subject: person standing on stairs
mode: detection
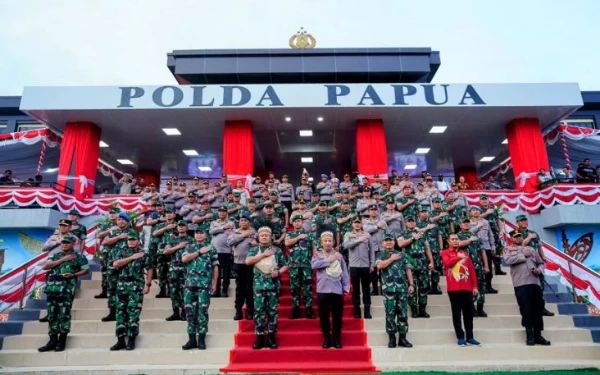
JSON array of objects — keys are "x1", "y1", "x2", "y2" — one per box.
[
  {"x1": 416, "y1": 207, "x2": 443, "y2": 295},
  {"x1": 343, "y1": 217, "x2": 374, "y2": 319},
  {"x1": 110, "y1": 231, "x2": 153, "y2": 351},
  {"x1": 228, "y1": 214, "x2": 257, "y2": 321},
  {"x1": 397, "y1": 216, "x2": 434, "y2": 318},
  {"x1": 181, "y1": 228, "x2": 219, "y2": 350},
  {"x1": 503, "y1": 230, "x2": 551, "y2": 346},
  {"x1": 162, "y1": 220, "x2": 194, "y2": 321},
  {"x1": 38, "y1": 237, "x2": 89, "y2": 352},
  {"x1": 245, "y1": 226, "x2": 289, "y2": 349},
  {"x1": 457, "y1": 217, "x2": 489, "y2": 318},
  {"x1": 468, "y1": 206, "x2": 497, "y2": 294},
  {"x1": 376, "y1": 233, "x2": 415, "y2": 348},
  {"x1": 312, "y1": 231, "x2": 350, "y2": 349},
  {"x1": 479, "y1": 194, "x2": 507, "y2": 277},
  {"x1": 210, "y1": 205, "x2": 235, "y2": 297},
  {"x1": 441, "y1": 234, "x2": 481, "y2": 347},
  {"x1": 285, "y1": 216, "x2": 316, "y2": 319},
  {"x1": 152, "y1": 205, "x2": 177, "y2": 299},
  {"x1": 362, "y1": 204, "x2": 387, "y2": 296},
  {"x1": 94, "y1": 207, "x2": 120, "y2": 300}
]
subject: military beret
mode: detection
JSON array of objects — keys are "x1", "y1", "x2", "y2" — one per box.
[
  {"x1": 118, "y1": 213, "x2": 131, "y2": 222},
  {"x1": 164, "y1": 207, "x2": 174, "y2": 213},
  {"x1": 468, "y1": 205, "x2": 482, "y2": 212},
  {"x1": 240, "y1": 214, "x2": 252, "y2": 221},
  {"x1": 127, "y1": 231, "x2": 140, "y2": 240},
  {"x1": 432, "y1": 197, "x2": 442, "y2": 203},
  {"x1": 292, "y1": 216, "x2": 303, "y2": 222},
  {"x1": 516, "y1": 215, "x2": 527, "y2": 221},
  {"x1": 108, "y1": 207, "x2": 121, "y2": 214},
  {"x1": 386, "y1": 198, "x2": 395, "y2": 203},
  {"x1": 68, "y1": 209, "x2": 81, "y2": 216},
  {"x1": 177, "y1": 220, "x2": 187, "y2": 226},
  {"x1": 405, "y1": 216, "x2": 415, "y2": 221},
  {"x1": 264, "y1": 202, "x2": 274, "y2": 208},
  {"x1": 382, "y1": 233, "x2": 394, "y2": 241},
  {"x1": 461, "y1": 217, "x2": 471, "y2": 223},
  {"x1": 58, "y1": 219, "x2": 72, "y2": 226},
  {"x1": 269, "y1": 190, "x2": 278, "y2": 196},
  {"x1": 509, "y1": 230, "x2": 523, "y2": 238},
  {"x1": 248, "y1": 198, "x2": 256, "y2": 203},
  {"x1": 218, "y1": 205, "x2": 228, "y2": 212},
  {"x1": 233, "y1": 192, "x2": 241, "y2": 197},
  {"x1": 61, "y1": 237, "x2": 74, "y2": 244},
  {"x1": 480, "y1": 194, "x2": 489, "y2": 200},
  {"x1": 318, "y1": 201, "x2": 327, "y2": 206}
]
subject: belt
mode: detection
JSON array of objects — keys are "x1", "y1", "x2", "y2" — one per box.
[
  {"x1": 172, "y1": 261, "x2": 184, "y2": 267},
  {"x1": 47, "y1": 274, "x2": 64, "y2": 282}
]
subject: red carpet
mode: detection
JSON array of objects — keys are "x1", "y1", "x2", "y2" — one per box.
[{"x1": 221, "y1": 274, "x2": 379, "y2": 374}]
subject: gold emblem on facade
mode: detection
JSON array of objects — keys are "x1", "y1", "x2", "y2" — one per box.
[{"x1": 289, "y1": 27, "x2": 316, "y2": 49}]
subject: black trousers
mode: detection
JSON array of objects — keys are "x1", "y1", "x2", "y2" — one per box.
[
  {"x1": 216, "y1": 253, "x2": 233, "y2": 295},
  {"x1": 350, "y1": 267, "x2": 371, "y2": 307},
  {"x1": 448, "y1": 290, "x2": 474, "y2": 340},
  {"x1": 234, "y1": 263, "x2": 254, "y2": 312},
  {"x1": 514, "y1": 284, "x2": 545, "y2": 333},
  {"x1": 281, "y1": 200, "x2": 292, "y2": 213},
  {"x1": 484, "y1": 249, "x2": 494, "y2": 288},
  {"x1": 318, "y1": 292, "x2": 344, "y2": 336}
]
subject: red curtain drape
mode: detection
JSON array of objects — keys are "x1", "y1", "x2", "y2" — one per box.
[
  {"x1": 223, "y1": 120, "x2": 254, "y2": 186},
  {"x1": 356, "y1": 119, "x2": 388, "y2": 177},
  {"x1": 136, "y1": 169, "x2": 160, "y2": 186},
  {"x1": 506, "y1": 118, "x2": 549, "y2": 193},
  {"x1": 57, "y1": 122, "x2": 101, "y2": 199},
  {"x1": 454, "y1": 167, "x2": 477, "y2": 188}
]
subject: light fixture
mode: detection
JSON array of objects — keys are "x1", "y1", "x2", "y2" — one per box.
[
  {"x1": 317, "y1": 116, "x2": 324, "y2": 122},
  {"x1": 183, "y1": 150, "x2": 199, "y2": 156},
  {"x1": 415, "y1": 148, "x2": 430, "y2": 154},
  {"x1": 404, "y1": 164, "x2": 417, "y2": 170},
  {"x1": 301, "y1": 157, "x2": 313, "y2": 163},
  {"x1": 99, "y1": 141, "x2": 109, "y2": 148},
  {"x1": 162, "y1": 128, "x2": 181, "y2": 136},
  {"x1": 285, "y1": 117, "x2": 292, "y2": 122},
  {"x1": 117, "y1": 159, "x2": 134, "y2": 165},
  {"x1": 299, "y1": 130, "x2": 313, "y2": 137},
  {"x1": 502, "y1": 139, "x2": 508, "y2": 144},
  {"x1": 429, "y1": 126, "x2": 447, "y2": 134},
  {"x1": 480, "y1": 156, "x2": 495, "y2": 162},
  {"x1": 198, "y1": 166, "x2": 212, "y2": 172},
  {"x1": 45, "y1": 167, "x2": 59, "y2": 173}
]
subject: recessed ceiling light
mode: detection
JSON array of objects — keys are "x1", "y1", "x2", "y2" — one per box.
[
  {"x1": 162, "y1": 128, "x2": 181, "y2": 136},
  {"x1": 404, "y1": 164, "x2": 417, "y2": 170},
  {"x1": 99, "y1": 141, "x2": 109, "y2": 148},
  {"x1": 183, "y1": 150, "x2": 199, "y2": 156},
  {"x1": 301, "y1": 157, "x2": 313, "y2": 163},
  {"x1": 502, "y1": 139, "x2": 508, "y2": 144},
  {"x1": 285, "y1": 117, "x2": 292, "y2": 122},
  {"x1": 480, "y1": 156, "x2": 495, "y2": 162},
  {"x1": 429, "y1": 126, "x2": 447, "y2": 134},
  {"x1": 198, "y1": 166, "x2": 212, "y2": 172},
  {"x1": 117, "y1": 159, "x2": 134, "y2": 165},
  {"x1": 317, "y1": 117, "x2": 324, "y2": 122},
  {"x1": 415, "y1": 148, "x2": 430, "y2": 154},
  {"x1": 45, "y1": 167, "x2": 59, "y2": 173},
  {"x1": 299, "y1": 130, "x2": 313, "y2": 137}
]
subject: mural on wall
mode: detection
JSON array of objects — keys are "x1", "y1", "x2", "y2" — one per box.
[
  {"x1": 0, "y1": 228, "x2": 52, "y2": 274},
  {"x1": 555, "y1": 225, "x2": 600, "y2": 273}
]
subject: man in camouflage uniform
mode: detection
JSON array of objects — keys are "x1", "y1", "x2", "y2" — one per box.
[
  {"x1": 162, "y1": 220, "x2": 194, "y2": 321},
  {"x1": 376, "y1": 233, "x2": 415, "y2": 348},
  {"x1": 443, "y1": 192, "x2": 466, "y2": 234},
  {"x1": 269, "y1": 190, "x2": 289, "y2": 225},
  {"x1": 430, "y1": 197, "x2": 451, "y2": 246},
  {"x1": 396, "y1": 185, "x2": 418, "y2": 221},
  {"x1": 191, "y1": 200, "x2": 217, "y2": 242},
  {"x1": 110, "y1": 231, "x2": 153, "y2": 351},
  {"x1": 311, "y1": 201, "x2": 340, "y2": 247},
  {"x1": 67, "y1": 209, "x2": 87, "y2": 253},
  {"x1": 245, "y1": 226, "x2": 288, "y2": 349},
  {"x1": 181, "y1": 228, "x2": 219, "y2": 350},
  {"x1": 227, "y1": 192, "x2": 244, "y2": 228},
  {"x1": 151, "y1": 206, "x2": 177, "y2": 298},
  {"x1": 307, "y1": 192, "x2": 321, "y2": 214},
  {"x1": 290, "y1": 199, "x2": 314, "y2": 234},
  {"x1": 356, "y1": 188, "x2": 377, "y2": 218},
  {"x1": 416, "y1": 207, "x2": 443, "y2": 295},
  {"x1": 457, "y1": 217, "x2": 488, "y2": 317},
  {"x1": 479, "y1": 194, "x2": 507, "y2": 276},
  {"x1": 327, "y1": 189, "x2": 344, "y2": 216},
  {"x1": 469, "y1": 206, "x2": 497, "y2": 294},
  {"x1": 285, "y1": 216, "x2": 316, "y2": 319},
  {"x1": 397, "y1": 216, "x2": 434, "y2": 318},
  {"x1": 38, "y1": 237, "x2": 89, "y2": 352}
]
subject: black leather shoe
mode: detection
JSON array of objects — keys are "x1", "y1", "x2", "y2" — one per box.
[
  {"x1": 305, "y1": 307, "x2": 316, "y2": 319},
  {"x1": 180, "y1": 308, "x2": 187, "y2": 321},
  {"x1": 156, "y1": 288, "x2": 168, "y2": 298},
  {"x1": 353, "y1": 306, "x2": 361, "y2": 319},
  {"x1": 542, "y1": 309, "x2": 555, "y2": 317},
  {"x1": 411, "y1": 307, "x2": 419, "y2": 319},
  {"x1": 165, "y1": 308, "x2": 180, "y2": 321},
  {"x1": 94, "y1": 289, "x2": 108, "y2": 299},
  {"x1": 110, "y1": 337, "x2": 126, "y2": 351},
  {"x1": 38, "y1": 335, "x2": 58, "y2": 352},
  {"x1": 526, "y1": 328, "x2": 535, "y2": 346},
  {"x1": 534, "y1": 335, "x2": 551, "y2": 346},
  {"x1": 418, "y1": 305, "x2": 430, "y2": 318},
  {"x1": 387, "y1": 334, "x2": 397, "y2": 348},
  {"x1": 486, "y1": 287, "x2": 499, "y2": 294},
  {"x1": 322, "y1": 334, "x2": 332, "y2": 349},
  {"x1": 126, "y1": 336, "x2": 136, "y2": 351},
  {"x1": 332, "y1": 334, "x2": 342, "y2": 349},
  {"x1": 233, "y1": 310, "x2": 243, "y2": 321},
  {"x1": 198, "y1": 334, "x2": 207, "y2": 350},
  {"x1": 38, "y1": 315, "x2": 49, "y2": 323},
  {"x1": 252, "y1": 334, "x2": 265, "y2": 350},
  {"x1": 398, "y1": 334, "x2": 413, "y2": 348},
  {"x1": 246, "y1": 310, "x2": 254, "y2": 320},
  {"x1": 267, "y1": 333, "x2": 278, "y2": 349},
  {"x1": 182, "y1": 333, "x2": 197, "y2": 350},
  {"x1": 289, "y1": 307, "x2": 301, "y2": 320},
  {"x1": 101, "y1": 309, "x2": 116, "y2": 322},
  {"x1": 222, "y1": 291, "x2": 229, "y2": 298},
  {"x1": 363, "y1": 305, "x2": 372, "y2": 319},
  {"x1": 476, "y1": 303, "x2": 488, "y2": 318}
]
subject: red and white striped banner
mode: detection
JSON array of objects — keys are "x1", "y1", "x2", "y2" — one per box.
[
  {"x1": 546, "y1": 124, "x2": 600, "y2": 145},
  {"x1": 0, "y1": 129, "x2": 61, "y2": 148}
]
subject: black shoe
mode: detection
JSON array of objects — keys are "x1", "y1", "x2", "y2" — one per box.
[
  {"x1": 429, "y1": 283, "x2": 443, "y2": 295},
  {"x1": 55, "y1": 334, "x2": 67, "y2": 352},
  {"x1": 542, "y1": 309, "x2": 555, "y2": 317},
  {"x1": 246, "y1": 310, "x2": 254, "y2": 320},
  {"x1": 526, "y1": 328, "x2": 535, "y2": 346},
  {"x1": 332, "y1": 334, "x2": 342, "y2": 349},
  {"x1": 110, "y1": 336, "x2": 127, "y2": 351},
  {"x1": 418, "y1": 304, "x2": 430, "y2": 318},
  {"x1": 233, "y1": 310, "x2": 243, "y2": 321},
  {"x1": 411, "y1": 306, "x2": 419, "y2": 318},
  {"x1": 267, "y1": 333, "x2": 278, "y2": 349},
  {"x1": 94, "y1": 289, "x2": 108, "y2": 299},
  {"x1": 476, "y1": 303, "x2": 488, "y2": 318},
  {"x1": 126, "y1": 336, "x2": 136, "y2": 351},
  {"x1": 182, "y1": 333, "x2": 198, "y2": 350},
  {"x1": 353, "y1": 306, "x2": 362, "y2": 319},
  {"x1": 180, "y1": 308, "x2": 187, "y2": 321},
  {"x1": 364, "y1": 305, "x2": 372, "y2": 319},
  {"x1": 252, "y1": 334, "x2": 265, "y2": 350},
  {"x1": 38, "y1": 315, "x2": 49, "y2": 323},
  {"x1": 486, "y1": 287, "x2": 499, "y2": 294},
  {"x1": 398, "y1": 334, "x2": 413, "y2": 348},
  {"x1": 289, "y1": 307, "x2": 301, "y2": 320},
  {"x1": 534, "y1": 335, "x2": 551, "y2": 346},
  {"x1": 305, "y1": 307, "x2": 316, "y2": 319},
  {"x1": 322, "y1": 334, "x2": 332, "y2": 349},
  {"x1": 101, "y1": 309, "x2": 116, "y2": 322},
  {"x1": 38, "y1": 335, "x2": 58, "y2": 352},
  {"x1": 212, "y1": 292, "x2": 221, "y2": 298},
  {"x1": 166, "y1": 308, "x2": 181, "y2": 321},
  {"x1": 198, "y1": 333, "x2": 207, "y2": 350},
  {"x1": 222, "y1": 291, "x2": 229, "y2": 298},
  {"x1": 371, "y1": 289, "x2": 379, "y2": 296},
  {"x1": 387, "y1": 333, "x2": 397, "y2": 348},
  {"x1": 495, "y1": 269, "x2": 507, "y2": 276},
  {"x1": 156, "y1": 288, "x2": 168, "y2": 298}
]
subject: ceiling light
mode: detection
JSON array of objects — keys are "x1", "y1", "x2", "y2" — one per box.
[
  {"x1": 299, "y1": 130, "x2": 313, "y2": 137},
  {"x1": 317, "y1": 117, "x2": 324, "y2": 122},
  {"x1": 117, "y1": 159, "x2": 134, "y2": 165},
  {"x1": 415, "y1": 148, "x2": 430, "y2": 154},
  {"x1": 285, "y1": 117, "x2": 292, "y2": 122},
  {"x1": 301, "y1": 157, "x2": 313, "y2": 163},
  {"x1": 183, "y1": 150, "x2": 199, "y2": 156},
  {"x1": 45, "y1": 167, "x2": 59, "y2": 173},
  {"x1": 404, "y1": 164, "x2": 417, "y2": 170},
  {"x1": 480, "y1": 156, "x2": 495, "y2": 162},
  {"x1": 99, "y1": 141, "x2": 109, "y2": 148},
  {"x1": 198, "y1": 166, "x2": 212, "y2": 172},
  {"x1": 429, "y1": 126, "x2": 447, "y2": 134},
  {"x1": 162, "y1": 128, "x2": 181, "y2": 136},
  {"x1": 502, "y1": 139, "x2": 508, "y2": 144}
]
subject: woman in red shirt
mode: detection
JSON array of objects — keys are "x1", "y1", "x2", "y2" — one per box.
[{"x1": 441, "y1": 234, "x2": 481, "y2": 347}]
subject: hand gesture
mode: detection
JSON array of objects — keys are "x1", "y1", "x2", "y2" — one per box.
[
  {"x1": 458, "y1": 252, "x2": 467, "y2": 259},
  {"x1": 262, "y1": 248, "x2": 275, "y2": 257},
  {"x1": 532, "y1": 268, "x2": 541, "y2": 276},
  {"x1": 299, "y1": 233, "x2": 308, "y2": 240},
  {"x1": 360, "y1": 233, "x2": 369, "y2": 242},
  {"x1": 327, "y1": 253, "x2": 338, "y2": 263},
  {"x1": 486, "y1": 208, "x2": 494, "y2": 215},
  {"x1": 131, "y1": 252, "x2": 145, "y2": 260},
  {"x1": 61, "y1": 254, "x2": 76, "y2": 262},
  {"x1": 110, "y1": 226, "x2": 120, "y2": 231},
  {"x1": 369, "y1": 266, "x2": 375, "y2": 273},
  {"x1": 270, "y1": 269, "x2": 279, "y2": 278},
  {"x1": 523, "y1": 248, "x2": 534, "y2": 258},
  {"x1": 408, "y1": 285, "x2": 415, "y2": 295},
  {"x1": 413, "y1": 232, "x2": 423, "y2": 240},
  {"x1": 119, "y1": 233, "x2": 129, "y2": 240},
  {"x1": 250, "y1": 240, "x2": 258, "y2": 246},
  {"x1": 470, "y1": 236, "x2": 479, "y2": 242},
  {"x1": 427, "y1": 223, "x2": 436, "y2": 230},
  {"x1": 143, "y1": 285, "x2": 150, "y2": 295},
  {"x1": 390, "y1": 253, "x2": 401, "y2": 261},
  {"x1": 200, "y1": 246, "x2": 212, "y2": 254},
  {"x1": 166, "y1": 223, "x2": 176, "y2": 230}
]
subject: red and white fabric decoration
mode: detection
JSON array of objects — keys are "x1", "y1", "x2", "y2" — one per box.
[
  {"x1": 0, "y1": 129, "x2": 61, "y2": 148},
  {"x1": 546, "y1": 124, "x2": 600, "y2": 145}
]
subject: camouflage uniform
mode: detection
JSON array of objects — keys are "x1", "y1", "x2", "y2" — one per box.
[
  {"x1": 106, "y1": 228, "x2": 130, "y2": 312},
  {"x1": 417, "y1": 219, "x2": 443, "y2": 290},
  {"x1": 70, "y1": 222, "x2": 88, "y2": 253},
  {"x1": 311, "y1": 213, "x2": 339, "y2": 241},
  {"x1": 162, "y1": 234, "x2": 194, "y2": 310},
  {"x1": 286, "y1": 230, "x2": 314, "y2": 309},
  {"x1": 227, "y1": 202, "x2": 244, "y2": 228},
  {"x1": 152, "y1": 220, "x2": 176, "y2": 294},
  {"x1": 252, "y1": 214, "x2": 285, "y2": 241},
  {"x1": 376, "y1": 250, "x2": 411, "y2": 335},
  {"x1": 96, "y1": 221, "x2": 116, "y2": 296},
  {"x1": 430, "y1": 207, "x2": 451, "y2": 246},
  {"x1": 443, "y1": 200, "x2": 466, "y2": 233},
  {"x1": 247, "y1": 245, "x2": 287, "y2": 335},
  {"x1": 396, "y1": 196, "x2": 418, "y2": 220},
  {"x1": 457, "y1": 231, "x2": 486, "y2": 304},
  {"x1": 336, "y1": 210, "x2": 356, "y2": 239},
  {"x1": 183, "y1": 242, "x2": 219, "y2": 335},
  {"x1": 398, "y1": 228, "x2": 430, "y2": 312}
]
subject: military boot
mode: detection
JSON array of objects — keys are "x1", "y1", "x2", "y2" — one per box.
[
  {"x1": 233, "y1": 309, "x2": 243, "y2": 321},
  {"x1": 289, "y1": 307, "x2": 301, "y2": 320},
  {"x1": 363, "y1": 305, "x2": 372, "y2": 319},
  {"x1": 252, "y1": 334, "x2": 265, "y2": 350},
  {"x1": 526, "y1": 328, "x2": 535, "y2": 346},
  {"x1": 94, "y1": 286, "x2": 108, "y2": 299},
  {"x1": 180, "y1": 308, "x2": 187, "y2": 321},
  {"x1": 429, "y1": 281, "x2": 442, "y2": 295},
  {"x1": 110, "y1": 336, "x2": 127, "y2": 351},
  {"x1": 267, "y1": 333, "x2": 278, "y2": 349},
  {"x1": 332, "y1": 334, "x2": 342, "y2": 349},
  {"x1": 165, "y1": 308, "x2": 180, "y2": 321},
  {"x1": 418, "y1": 304, "x2": 430, "y2": 318},
  {"x1": 101, "y1": 308, "x2": 116, "y2": 322},
  {"x1": 476, "y1": 302, "x2": 488, "y2": 317},
  {"x1": 398, "y1": 334, "x2": 413, "y2": 348},
  {"x1": 38, "y1": 335, "x2": 58, "y2": 352},
  {"x1": 322, "y1": 334, "x2": 332, "y2": 349},
  {"x1": 305, "y1": 307, "x2": 316, "y2": 319},
  {"x1": 182, "y1": 333, "x2": 197, "y2": 350},
  {"x1": 55, "y1": 334, "x2": 68, "y2": 352},
  {"x1": 245, "y1": 309, "x2": 254, "y2": 320},
  {"x1": 387, "y1": 333, "x2": 397, "y2": 348},
  {"x1": 494, "y1": 259, "x2": 507, "y2": 275},
  {"x1": 156, "y1": 287, "x2": 168, "y2": 298},
  {"x1": 353, "y1": 305, "x2": 362, "y2": 319},
  {"x1": 410, "y1": 305, "x2": 419, "y2": 318},
  {"x1": 126, "y1": 335, "x2": 137, "y2": 351},
  {"x1": 198, "y1": 333, "x2": 207, "y2": 350},
  {"x1": 38, "y1": 315, "x2": 49, "y2": 323}
]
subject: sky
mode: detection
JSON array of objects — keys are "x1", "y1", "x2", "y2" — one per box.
[{"x1": 1, "y1": 0, "x2": 599, "y2": 95}]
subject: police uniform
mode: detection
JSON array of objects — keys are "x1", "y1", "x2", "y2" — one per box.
[
  {"x1": 343, "y1": 218, "x2": 374, "y2": 319},
  {"x1": 227, "y1": 218, "x2": 257, "y2": 320},
  {"x1": 380, "y1": 199, "x2": 405, "y2": 238},
  {"x1": 278, "y1": 175, "x2": 294, "y2": 213},
  {"x1": 290, "y1": 203, "x2": 314, "y2": 233},
  {"x1": 210, "y1": 206, "x2": 235, "y2": 297},
  {"x1": 316, "y1": 175, "x2": 334, "y2": 201},
  {"x1": 286, "y1": 221, "x2": 316, "y2": 319},
  {"x1": 362, "y1": 206, "x2": 387, "y2": 295}
]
